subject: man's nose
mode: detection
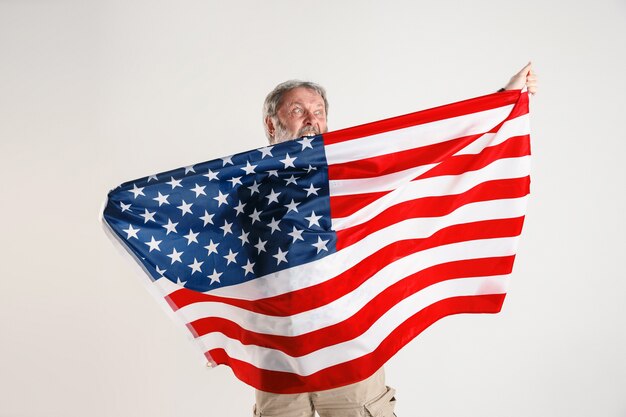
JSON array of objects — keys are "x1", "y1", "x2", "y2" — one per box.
[{"x1": 303, "y1": 110, "x2": 316, "y2": 124}]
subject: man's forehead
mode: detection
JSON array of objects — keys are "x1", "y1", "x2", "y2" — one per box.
[{"x1": 281, "y1": 87, "x2": 325, "y2": 106}]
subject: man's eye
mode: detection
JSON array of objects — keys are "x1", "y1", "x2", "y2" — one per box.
[{"x1": 292, "y1": 108, "x2": 303, "y2": 115}]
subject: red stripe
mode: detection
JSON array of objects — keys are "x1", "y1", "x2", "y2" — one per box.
[
  {"x1": 329, "y1": 139, "x2": 530, "y2": 219},
  {"x1": 329, "y1": 191, "x2": 390, "y2": 219},
  {"x1": 329, "y1": 132, "x2": 528, "y2": 185},
  {"x1": 333, "y1": 177, "x2": 529, "y2": 246},
  {"x1": 323, "y1": 90, "x2": 528, "y2": 145},
  {"x1": 328, "y1": 133, "x2": 482, "y2": 180},
  {"x1": 188, "y1": 256, "x2": 515, "y2": 356},
  {"x1": 167, "y1": 216, "x2": 524, "y2": 315},
  {"x1": 415, "y1": 135, "x2": 529, "y2": 180},
  {"x1": 207, "y1": 293, "x2": 506, "y2": 393}
]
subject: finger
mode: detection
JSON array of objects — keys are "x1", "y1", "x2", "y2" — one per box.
[{"x1": 518, "y1": 61, "x2": 532, "y2": 76}]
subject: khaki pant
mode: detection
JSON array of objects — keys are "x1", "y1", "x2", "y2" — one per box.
[{"x1": 253, "y1": 368, "x2": 396, "y2": 417}]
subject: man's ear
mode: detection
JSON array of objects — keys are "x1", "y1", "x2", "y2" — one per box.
[{"x1": 265, "y1": 116, "x2": 275, "y2": 139}]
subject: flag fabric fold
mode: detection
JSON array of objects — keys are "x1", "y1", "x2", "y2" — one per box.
[{"x1": 102, "y1": 89, "x2": 531, "y2": 393}]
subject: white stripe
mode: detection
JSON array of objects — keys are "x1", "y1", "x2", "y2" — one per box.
[
  {"x1": 155, "y1": 195, "x2": 527, "y2": 301},
  {"x1": 195, "y1": 275, "x2": 508, "y2": 375},
  {"x1": 329, "y1": 163, "x2": 437, "y2": 197},
  {"x1": 332, "y1": 156, "x2": 530, "y2": 230},
  {"x1": 324, "y1": 104, "x2": 515, "y2": 165},
  {"x1": 329, "y1": 135, "x2": 530, "y2": 197},
  {"x1": 328, "y1": 116, "x2": 529, "y2": 197},
  {"x1": 454, "y1": 114, "x2": 529, "y2": 156}
]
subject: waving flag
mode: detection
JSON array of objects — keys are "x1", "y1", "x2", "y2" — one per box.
[{"x1": 102, "y1": 89, "x2": 530, "y2": 393}]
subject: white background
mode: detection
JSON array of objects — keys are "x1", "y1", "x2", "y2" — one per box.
[{"x1": 1, "y1": 1, "x2": 625, "y2": 416}]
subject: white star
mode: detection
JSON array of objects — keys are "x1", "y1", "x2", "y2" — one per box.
[
  {"x1": 288, "y1": 227, "x2": 304, "y2": 243},
  {"x1": 140, "y1": 209, "x2": 156, "y2": 223},
  {"x1": 305, "y1": 211, "x2": 322, "y2": 227},
  {"x1": 221, "y1": 155, "x2": 234, "y2": 166},
  {"x1": 167, "y1": 248, "x2": 183, "y2": 264},
  {"x1": 267, "y1": 217, "x2": 281, "y2": 234},
  {"x1": 273, "y1": 248, "x2": 288, "y2": 265},
  {"x1": 208, "y1": 269, "x2": 222, "y2": 284},
  {"x1": 184, "y1": 165, "x2": 196, "y2": 174},
  {"x1": 249, "y1": 208, "x2": 262, "y2": 224},
  {"x1": 204, "y1": 169, "x2": 219, "y2": 181},
  {"x1": 280, "y1": 153, "x2": 297, "y2": 168},
  {"x1": 167, "y1": 177, "x2": 183, "y2": 189},
  {"x1": 228, "y1": 176, "x2": 242, "y2": 187},
  {"x1": 147, "y1": 174, "x2": 159, "y2": 182},
  {"x1": 241, "y1": 260, "x2": 255, "y2": 276},
  {"x1": 223, "y1": 249, "x2": 238, "y2": 265},
  {"x1": 177, "y1": 200, "x2": 193, "y2": 216},
  {"x1": 284, "y1": 199, "x2": 300, "y2": 213},
  {"x1": 213, "y1": 190, "x2": 229, "y2": 207},
  {"x1": 176, "y1": 276, "x2": 186, "y2": 285},
  {"x1": 153, "y1": 192, "x2": 170, "y2": 206},
  {"x1": 145, "y1": 236, "x2": 162, "y2": 252},
  {"x1": 241, "y1": 161, "x2": 257, "y2": 175},
  {"x1": 297, "y1": 137, "x2": 314, "y2": 150},
  {"x1": 265, "y1": 189, "x2": 281, "y2": 204},
  {"x1": 306, "y1": 165, "x2": 317, "y2": 173},
  {"x1": 248, "y1": 180, "x2": 261, "y2": 195},
  {"x1": 162, "y1": 219, "x2": 178, "y2": 235},
  {"x1": 234, "y1": 200, "x2": 246, "y2": 215},
  {"x1": 129, "y1": 184, "x2": 145, "y2": 198},
  {"x1": 312, "y1": 236, "x2": 330, "y2": 253},
  {"x1": 120, "y1": 202, "x2": 132, "y2": 212},
  {"x1": 304, "y1": 183, "x2": 320, "y2": 196},
  {"x1": 195, "y1": 211, "x2": 212, "y2": 227},
  {"x1": 254, "y1": 238, "x2": 267, "y2": 254},
  {"x1": 238, "y1": 230, "x2": 250, "y2": 245},
  {"x1": 220, "y1": 220, "x2": 233, "y2": 236},
  {"x1": 204, "y1": 239, "x2": 219, "y2": 255},
  {"x1": 187, "y1": 258, "x2": 203, "y2": 274},
  {"x1": 155, "y1": 266, "x2": 166, "y2": 276},
  {"x1": 284, "y1": 175, "x2": 298, "y2": 185},
  {"x1": 267, "y1": 170, "x2": 279, "y2": 177},
  {"x1": 190, "y1": 184, "x2": 206, "y2": 197},
  {"x1": 123, "y1": 224, "x2": 140, "y2": 239},
  {"x1": 259, "y1": 146, "x2": 273, "y2": 158},
  {"x1": 183, "y1": 229, "x2": 199, "y2": 245}
]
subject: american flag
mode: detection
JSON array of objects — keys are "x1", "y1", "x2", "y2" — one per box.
[{"x1": 102, "y1": 88, "x2": 530, "y2": 393}]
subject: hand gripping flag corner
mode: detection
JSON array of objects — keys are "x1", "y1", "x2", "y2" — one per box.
[{"x1": 102, "y1": 89, "x2": 531, "y2": 393}]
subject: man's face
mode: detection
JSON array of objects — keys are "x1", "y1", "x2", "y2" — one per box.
[{"x1": 268, "y1": 87, "x2": 328, "y2": 144}]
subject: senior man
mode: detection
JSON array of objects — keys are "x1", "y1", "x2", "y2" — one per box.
[{"x1": 254, "y1": 63, "x2": 537, "y2": 417}]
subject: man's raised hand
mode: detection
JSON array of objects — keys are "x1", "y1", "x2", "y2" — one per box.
[{"x1": 504, "y1": 62, "x2": 538, "y2": 94}]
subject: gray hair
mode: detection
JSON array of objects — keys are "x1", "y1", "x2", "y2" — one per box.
[{"x1": 262, "y1": 80, "x2": 328, "y2": 141}]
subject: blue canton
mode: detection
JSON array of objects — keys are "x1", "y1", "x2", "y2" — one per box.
[{"x1": 103, "y1": 136, "x2": 336, "y2": 292}]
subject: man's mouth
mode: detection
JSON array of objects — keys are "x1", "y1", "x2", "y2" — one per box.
[{"x1": 298, "y1": 126, "x2": 319, "y2": 138}]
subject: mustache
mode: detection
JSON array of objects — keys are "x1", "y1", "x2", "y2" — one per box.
[{"x1": 297, "y1": 125, "x2": 320, "y2": 137}]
